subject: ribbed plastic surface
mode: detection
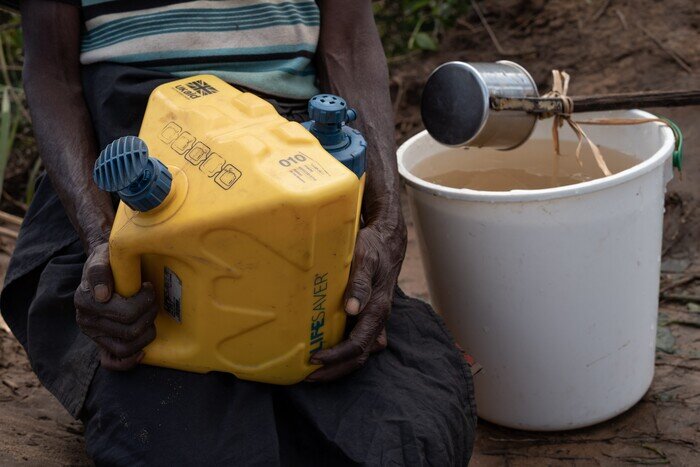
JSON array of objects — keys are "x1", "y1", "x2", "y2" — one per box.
[
  {"x1": 94, "y1": 136, "x2": 172, "y2": 212},
  {"x1": 94, "y1": 136, "x2": 150, "y2": 192}
]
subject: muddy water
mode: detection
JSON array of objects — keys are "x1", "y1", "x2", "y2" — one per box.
[{"x1": 413, "y1": 139, "x2": 639, "y2": 191}]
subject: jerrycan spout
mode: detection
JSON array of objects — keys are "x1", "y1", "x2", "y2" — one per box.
[
  {"x1": 94, "y1": 136, "x2": 173, "y2": 212},
  {"x1": 302, "y1": 94, "x2": 366, "y2": 179}
]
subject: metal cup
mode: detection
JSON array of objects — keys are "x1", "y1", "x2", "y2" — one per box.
[{"x1": 421, "y1": 61, "x2": 539, "y2": 150}]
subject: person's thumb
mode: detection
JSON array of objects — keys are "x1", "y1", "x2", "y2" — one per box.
[{"x1": 83, "y1": 243, "x2": 114, "y2": 303}]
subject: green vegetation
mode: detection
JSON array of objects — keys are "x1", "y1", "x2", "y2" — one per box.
[
  {"x1": 0, "y1": 87, "x2": 20, "y2": 196},
  {"x1": 373, "y1": 0, "x2": 469, "y2": 56},
  {"x1": 0, "y1": 11, "x2": 35, "y2": 207}
]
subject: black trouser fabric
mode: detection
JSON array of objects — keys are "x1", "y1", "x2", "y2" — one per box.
[
  {"x1": 82, "y1": 293, "x2": 477, "y2": 466},
  {"x1": 42, "y1": 242, "x2": 477, "y2": 466}
]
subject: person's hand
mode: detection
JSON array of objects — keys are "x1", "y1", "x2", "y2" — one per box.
[
  {"x1": 306, "y1": 218, "x2": 407, "y2": 382},
  {"x1": 74, "y1": 242, "x2": 158, "y2": 371}
]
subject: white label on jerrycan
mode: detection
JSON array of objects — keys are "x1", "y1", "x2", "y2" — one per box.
[{"x1": 164, "y1": 267, "x2": 183, "y2": 322}]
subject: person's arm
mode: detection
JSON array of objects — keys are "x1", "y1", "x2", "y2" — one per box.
[
  {"x1": 22, "y1": 0, "x2": 156, "y2": 370},
  {"x1": 22, "y1": 1, "x2": 111, "y2": 252},
  {"x1": 307, "y1": 0, "x2": 407, "y2": 381}
]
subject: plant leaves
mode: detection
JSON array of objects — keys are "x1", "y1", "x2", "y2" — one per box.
[
  {"x1": 374, "y1": 0, "x2": 468, "y2": 57},
  {"x1": 25, "y1": 157, "x2": 43, "y2": 205},
  {"x1": 413, "y1": 32, "x2": 438, "y2": 50},
  {"x1": 0, "y1": 87, "x2": 12, "y2": 194},
  {"x1": 406, "y1": 0, "x2": 430, "y2": 14}
]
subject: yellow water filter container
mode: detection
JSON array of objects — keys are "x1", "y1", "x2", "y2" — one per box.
[{"x1": 94, "y1": 75, "x2": 365, "y2": 384}]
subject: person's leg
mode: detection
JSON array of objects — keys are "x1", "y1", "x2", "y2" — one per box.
[
  {"x1": 17, "y1": 244, "x2": 280, "y2": 466},
  {"x1": 272, "y1": 389, "x2": 359, "y2": 467},
  {"x1": 81, "y1": 367, "x2": 281, "y2": 466},
  {"x1": 5, "y1": 239, "x2": 100, "y2": 417},
  {"x1": 279, "y1": 289, "x2": 477, "y2": 467}
]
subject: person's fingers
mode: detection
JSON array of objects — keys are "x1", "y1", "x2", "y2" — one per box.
[
  {"x1": 77, "y1": 302, "x2": 157, "y2": 342},
  {"x1": 92, "y1": 324, "x2": 156, "y2": 359},
  {"x1": 343, "y1": 235, "x2": 380, "y2": 316},
  {"x1": 310, "y1": 297, "x2": 388, "y2": 366},
  {"x1": 370, "y1": 327, "x2": 387, "y2": 353},
  {"x1": 305, "y1": 354, "x2": 367, "y2": 383},
  {"x1": 82, "y1": 243, "x2": 113, "y2": 303},
  {"x1": 347, "y1": 297, "x2": 388, "y2": 347},
  {"x1": 309, "y1": 338, "x2": 362, "y2": 366},
  {"x1": 307, "y1": 325, "x2": 387, "y2": 382},
  {"x1": 99, "y1": 350, "x2": 144, "y2": 371},
  {"x1": 75, "y1": 282, "x2": 156, "y2": 324}
]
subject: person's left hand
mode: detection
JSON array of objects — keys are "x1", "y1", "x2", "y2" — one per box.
[{"x1": 306, "y1": 218, "x2": 406, "y2": 382}]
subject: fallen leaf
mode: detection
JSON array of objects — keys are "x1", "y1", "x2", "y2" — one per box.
[
  {"x1": 656, "y1": 326, "x2": 675, "y2": 354},
  {"x1": 660, "y1": 258, "x2": 690, "y2": 273}
]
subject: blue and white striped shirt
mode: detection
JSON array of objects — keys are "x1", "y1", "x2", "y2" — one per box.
[{"x1": 76, "y1": 0, "x2": 320, "y2": 99}]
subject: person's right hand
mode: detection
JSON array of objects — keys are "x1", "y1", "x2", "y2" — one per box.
[{"x1": 74, "y1": 243, "x2": 158, "y2": 371}]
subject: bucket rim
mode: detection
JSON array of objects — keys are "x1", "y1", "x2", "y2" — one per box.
[{"x1": 397, "y1": 109, "x2": 675, "y2": 203}]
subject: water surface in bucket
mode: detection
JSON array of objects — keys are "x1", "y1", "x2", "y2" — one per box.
[{"x1": 414, "y1": 139, "x2": 639, "y2": 191}]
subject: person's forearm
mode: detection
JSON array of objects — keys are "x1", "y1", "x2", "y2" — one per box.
[
  {"x1": 22, "y1": 2, "x2": 114, "y2": 254},
  {"x1": 317, "y1": 1, "x2": 403, "y2": 230},
  {"x1": 24, "y1": 78, "x2": 114, "y2": 252}
]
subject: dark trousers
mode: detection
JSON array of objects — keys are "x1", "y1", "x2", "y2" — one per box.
[{"x1": 28, "y1": 242, "x2": 477, "y2": 466}]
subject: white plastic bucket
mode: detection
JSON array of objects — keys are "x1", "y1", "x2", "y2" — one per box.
[{"x1": 398, "y1": 110, "x2": 675, "y2": 431}]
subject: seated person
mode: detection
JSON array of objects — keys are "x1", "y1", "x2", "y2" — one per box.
[{"x1": 1, "y1": 1, "x2": 476, "y2": 464}]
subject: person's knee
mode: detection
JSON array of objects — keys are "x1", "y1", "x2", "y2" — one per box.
[
  {"x1": 363, "y1": 398, "x2": 475, "y2": 466},
  {"x1": 81, "y1": 367, "x2": 280, "y2": 466}
]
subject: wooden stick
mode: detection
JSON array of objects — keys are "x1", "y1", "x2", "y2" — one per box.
[
  {"x1": 470, "y1": 0, "x2": 535, "y2": 57},
  {"x1": 661, "y1": 293, "x2": 700, "y2": 304},
  {"x1": 660, "y1": 274, "x2": 699, "y2": 294},
  {"x1": 0, "y1": 225, "x2": 18, "y2": 240},
  {"x1": 491, "y1": 90, "x2": 700, "y2": 114},
  {"x1": 589, "y1": 0, "x2": 612, "y2": 22},
  {"x1": 2, "y1": 190, "x2": 27, "y2": 212},
  {"x1": 614, "y1": 9, "x2": 628, "y2": 30},
  {"x1": 0, "y1": 210, "x2": 23, "y2": 226},
  {"x1": 573, "y1": 90, "x2": 700, "y2": 112}
]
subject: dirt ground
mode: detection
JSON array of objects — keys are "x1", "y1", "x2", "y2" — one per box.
[{"x1": 1, "y1": 0, "x2": 699, "y2": 465}]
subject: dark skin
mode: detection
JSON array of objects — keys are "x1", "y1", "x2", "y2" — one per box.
[
  {"x1": 307, "y1": 0, "x2": 407, "y2": 381},
  {"x1": 22, "y1": 0, "x2": 406, "y2": 379},
  {"x1": 21, "y1": 1, "x2": 157, "y2": 371}
]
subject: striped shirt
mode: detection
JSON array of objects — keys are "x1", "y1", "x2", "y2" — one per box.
[{"x1": 75, "y1": 0, "x2": 321, "y2": 99}]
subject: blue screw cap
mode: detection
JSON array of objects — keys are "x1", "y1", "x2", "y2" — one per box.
[
  {"x1": 308, "y1": 94, "x2": 349, "y2": 124},
  {"x1": 303, "y1": 94, "x2": 365, "y2": 178},
  {"x1": 94, "y1": 136, "x2": 172, "y2": 212}
]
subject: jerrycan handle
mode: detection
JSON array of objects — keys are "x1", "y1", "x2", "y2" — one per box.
[
  {"x1": 110, "y1": 250, "x2": 143, "y2": 298},
  {"x1": 94, "y1": 136, "x2": 173, "y2": 297}
]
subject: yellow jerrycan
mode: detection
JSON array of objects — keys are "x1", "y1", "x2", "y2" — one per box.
[{"x1": 93, "y1": 75, "x2": 366, "y2": 384}]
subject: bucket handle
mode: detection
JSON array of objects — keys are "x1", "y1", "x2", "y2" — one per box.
[{"x1": 660, "y1": 117, "x2": 683, "y2": 172}]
